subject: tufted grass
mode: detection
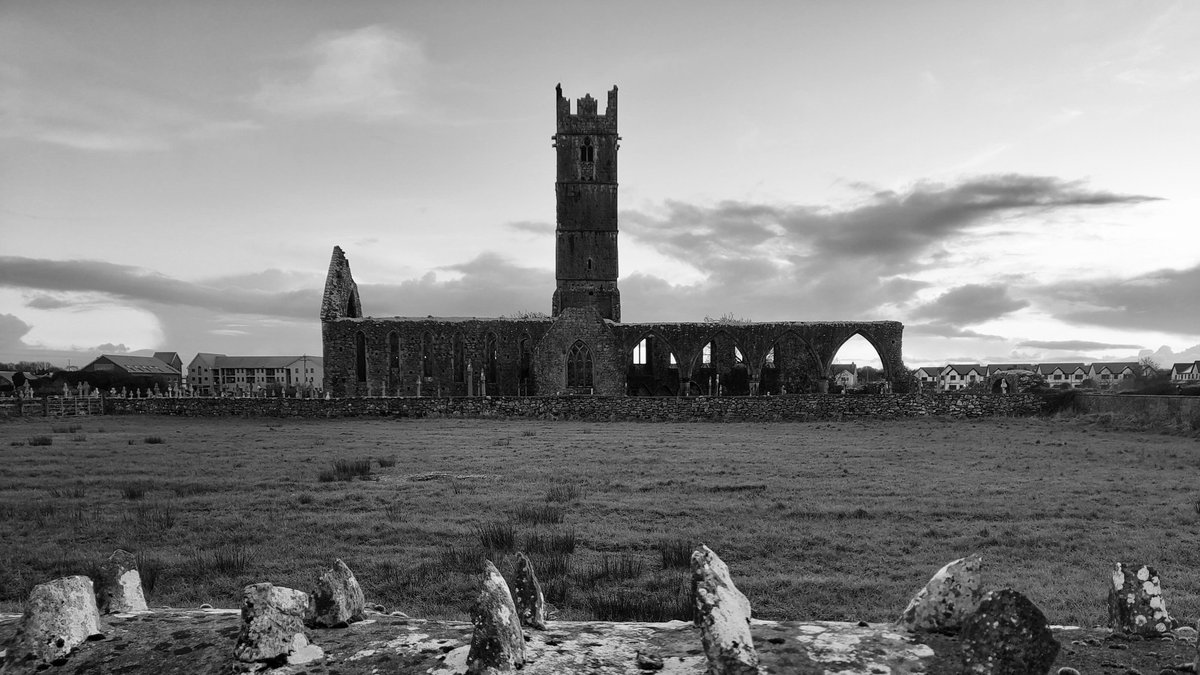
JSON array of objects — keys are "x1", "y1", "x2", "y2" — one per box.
[{"x1": 0, "y1": 415, "x2": 1198, "y2": 627}]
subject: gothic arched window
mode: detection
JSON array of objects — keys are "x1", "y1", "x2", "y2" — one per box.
[
  {"x1": 355, "y1": 331, "x2": 368, "y2": 383},
  {"x1": 567, "y1": 340, "x2": 593, "y2": 388},
  {"x1": 388, "y1": 332, "x2": 400, "y2": 370},
  {"x1": 579, "y1": 137, "x2": 594, "y2": 162},
  {"x1": 453, "y1": 333, "x2": 465, "y2": 383},
  {"x1": 485, "y1": 333, "x2": 499, "y2": 383},
  {"x1": 421, "y1": 332, "x2": 434, "y2": 377}
]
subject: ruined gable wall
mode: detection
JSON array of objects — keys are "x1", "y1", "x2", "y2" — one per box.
[{"x1": 531, "y1": 307, "x2": 625, "y2": 396}]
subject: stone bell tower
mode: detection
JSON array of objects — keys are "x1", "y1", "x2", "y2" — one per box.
[{"x1": 551, "y1": 83, "x2": 621, "y2": 322}]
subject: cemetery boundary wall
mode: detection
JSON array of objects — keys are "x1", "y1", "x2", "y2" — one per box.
[
  {"x1": 1076, "y1": 392, "x2": 1200, "y2": 431},
  {"x1": 104, "y1": 392, "x2": 1046, "y2": 421}
]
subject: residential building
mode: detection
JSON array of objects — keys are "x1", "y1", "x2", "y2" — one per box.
[
  {"x1": 1087, "y1": 362, "x2": 1147, "y2": 389},
  {"x1": 914, "y1": 367, "x2": 939, "y2": 390},
  {"x1": 831, "y1": 363, "x2": 857, "y2": 390},
  {"x1": 1170, "y1": 361, "x2": 1200, "y2": 384},
  {"x1": 939, "y1": 364, "x2": 985, "y2": 391},
  {"x1": 187, "y1": 354, "x2": 323, "y2": 396},
  {"x1": 1036, "y1": 363, "x2": 1087, "y2": 389},
  {"x1": 79, "y1": 354, "x2": 182, "y2": 390}
]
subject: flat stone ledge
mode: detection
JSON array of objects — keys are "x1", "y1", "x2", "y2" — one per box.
[{"x1": 3, "y1": 610, "x2": 1195, "y2": 674}]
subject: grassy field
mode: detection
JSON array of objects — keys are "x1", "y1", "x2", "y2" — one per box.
[{"x1": 1, "y1": 414, "x2": 1197, "y2": 628}]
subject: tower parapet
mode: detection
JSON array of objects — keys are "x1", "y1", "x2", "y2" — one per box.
[{"x1": 552, "y1": 84, "x2": 621, "y2": 322}]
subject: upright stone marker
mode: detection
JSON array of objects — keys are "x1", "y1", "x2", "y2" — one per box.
[
  {"x1": 512, "y1": 552, "x2": 547, "y2": 630},
  {"x1": 692, "y1": 545, "x2": 759, "y2": 675},
  {"x1": 1107, "y1": 562, "x2": 1174, "y2": 636},
  {"x1": 2, "y1": 576, "x2": 104, "y2": 672},
  {"x1": 960, "y1": 588, "x2": 1059, "y2": 674},
  {"x1": 233, "y1": 583, "x2": 323, "y2": 667},
  {"x1": 95, "y1": 549, "x2": 148, "y2": 614},
  {"x1": 898, "y1": 553, "x2": 982, "y2": 633},
  {"x1": 309, "y1": 559, "x2": 366, "y2": 628},
  {"x1": 466, "y1": 560, "x2": 525, "y2": 673}
]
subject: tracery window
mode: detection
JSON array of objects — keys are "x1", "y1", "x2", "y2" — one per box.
[{"x1": 567, "y1": 341, "x2": 593, "y2": 388}]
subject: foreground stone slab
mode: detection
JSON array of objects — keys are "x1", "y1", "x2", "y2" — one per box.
[
  {"x1": 1, "y1": 576, "x2": 103, "y2": 673},
  {"x1": 1107, "y1": 562, "x2": 1175, "y2": 636},
  {"x1": 95, "y1": 549, "x2": 149, "y2": 614},
  {"x1": 512, "y1": 552, "x2": 547, "y2": 630},
  {"x1": 309, "y1": 559, "x2": 366, "y2": 628},
  {"x1": 6, "y1": 608, "x2": 1193, "y2": 674},
  {"x1": 233, "y1": 583, "x2": 324, "y2": 667},
  {"x1": 960, "y1": 588, "x2": 1059, "y2": 674},
  {"x1": 466, "y1": 560, "x2": 524, "y2": 673},
  {"x1": 692, "y1": 545, "x2": 758, "y2": 675},
  {"x1": 898, "y1": 554, "x2": 982, "y2": 634}
]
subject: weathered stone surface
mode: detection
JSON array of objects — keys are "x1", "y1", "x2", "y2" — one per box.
[
  {"x1": 466, "y1": 560, "x2": 525, "y2": 673},
  {"x1": 309, "y1": 559, "x2": 366, "y2": 628},
  {"x1": 1, "y1": 576, "x2": 103, "y2": 672},
  {"x1": 512, "y1": 552, "x2": 547, "y2": 630},
  {"x1": 692, "y1": 545, "x2": 758, "y2": 675},
  {"x1": 898, "y1": 553, "x2": 983, "y2": 633},
  {"x1": 95, "y1": 549, "x2": 148, "y2": 614},
  {"x1": 960, "y1": 588, "x2": 1060, "y2": 674},
  {"x1": 1107, "y1": 562, "x2": 1175, "y2": 636},
  {"x1": 233, "y1": 583, "x2": 323, "y2": 666}
]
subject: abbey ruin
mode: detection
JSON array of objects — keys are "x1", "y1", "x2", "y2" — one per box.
[{"x1": 321, "y1": 85, "x2": 905, "y2": 397}]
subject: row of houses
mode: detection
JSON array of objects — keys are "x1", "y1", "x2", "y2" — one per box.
[
  {"x1": 76, "y1": 352, "x2": 323, "y2": 396},
  {"x1": 913, "y1": 361, "x2": 1200, "y2": 392}
]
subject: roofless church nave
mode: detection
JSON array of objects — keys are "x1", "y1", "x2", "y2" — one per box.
[{"x1": 320, "y1": 85, "x2": 905, "y2": 397}]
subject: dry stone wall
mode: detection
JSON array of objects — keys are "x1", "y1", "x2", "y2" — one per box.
[{"x1": 106, "y1": 392, "x2": 1046, "y2": 420}]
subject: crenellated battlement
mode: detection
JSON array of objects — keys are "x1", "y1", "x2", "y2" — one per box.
[{"x1": 556, "y1": 83, "x2": 618, "y2": 133}]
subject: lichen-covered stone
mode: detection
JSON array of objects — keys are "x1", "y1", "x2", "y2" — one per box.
[
  {"x1": 898, "y1": 553, "x2": 982, "y2": 633},
  {"x1": 95, "y1": 549, "x2": 148, "y2": 614},
  {"x1": 512, "y1": 552, "x2": 546, "y2": 630},
  {"x1": 309, "y1": 559, "x2": 366, "y2": 628},
  {"x1": 1108, "y1": 562, "x2": 1175, "y2": 636},
  {"x1": 960, "y1": 588, "x2": 1059, "y2": 674},
  {"x1": 466, "y1": 560, "x2": 525, "y2": 673},
  {"x1": 692, "y1": 544, "x2": 759, "y2": 675},
  {"x1": 233, "y1": 583, "x2": 323, "y2": 666},
  {"x1": 1, "y1": 576, "x2": 103, "y2": 672}
]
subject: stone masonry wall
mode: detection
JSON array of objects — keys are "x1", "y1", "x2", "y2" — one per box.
[
  {"x1": 106, "y1": 392, "x2": 1045, "y2": 420},
  {"x1": 1076, "y1": 393, "x2": 1200, "y2": 432}
]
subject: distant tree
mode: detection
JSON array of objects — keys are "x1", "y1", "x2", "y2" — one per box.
[
  {"x1": 703, "y1": 313, "x2": 752, "y2": 325},
  {"x1": 0, "y1": 361, "x2": 60, "y2": 373},
  {"x1": 501, "y1": 310, "x2": 550, "y2": 319}
]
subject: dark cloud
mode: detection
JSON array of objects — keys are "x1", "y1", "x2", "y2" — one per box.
[
  {"x1": 912, "y1": 284, "x2": 1029, "y2": 324},
  {"x1": 617, "y1": 174, "x2": 1154, "y2": 323},
  {"x1": 507, "y1": 220, "x2": 554, "y2": 234},
  {"x1": 0, "y1": 313, "x2": 34, "y2": 349},
  {"x1": 1039, "y1": 264, "x2": 1200, "y2": 335},
  {"x1": 355, "y1": 252, "x2": 552, "y2": 318},
  {"x1": 905, "y1": 322, "x2": 1007, "y2": 340},
  {"x1": 94, "y1": 342, "x2": 131, "y2": 353},
  {"x1": 24, "y1": 294, "x2": 75, "y2": 310},
  {"x1": 1017, "y1": 339, "x2": 1144, "y2": 351},
  {"x1": 0, "y1": 257, "x2": 318, "y2": 318}
]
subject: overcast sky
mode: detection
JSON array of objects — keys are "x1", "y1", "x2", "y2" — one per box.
[{"x1": 3, "y1": 1, "x2": 1199, "y2": 370}]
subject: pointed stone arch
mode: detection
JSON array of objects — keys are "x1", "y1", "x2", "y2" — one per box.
[
  {"x1": 688, "y1": 329, "x2": 751, "y2": 396},
  {"x1": 625, "y1": 330, "x2": 682, "y2": 396}
]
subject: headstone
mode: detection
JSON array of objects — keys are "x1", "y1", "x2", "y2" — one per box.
[
  {"x1": 95, "y1": 549, "x2": 148, "y2": 613},
  {"x1": 898, "y1": 554, "x2": 983, "y2": 633},
  {"x1": 2, "y1": 576, "x2": 104, "y2": 671},
  {"x1": 960, "y1": 588, "x2": 1059, "y2": 674},
  {"x1": 233, "y1": 583, "x2": 323, "y2": 667},
  {"x1": 692, "y1": 545, "x2": 759, "y2": 675},
  {"x1": 1107, "y1": 562, "x2": 1174, "y2": 636},
  {"x1": 308, "y1": 559, "x2": 366, "y2": 628},
  {"x1": 466, "y1": 560, "x2": 524, "y2": 673},
  {"x1": 511, "y1": 552, "x2": 547, "y2": 629}
]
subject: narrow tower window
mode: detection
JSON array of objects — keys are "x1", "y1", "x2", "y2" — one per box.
[{"x1": 579, "y1": 137, "x2": 594, "y2": 162}]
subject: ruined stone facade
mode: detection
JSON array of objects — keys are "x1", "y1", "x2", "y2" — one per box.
[{"x1": 321, "y1": 85, "x2": 905, "y2": 397}]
